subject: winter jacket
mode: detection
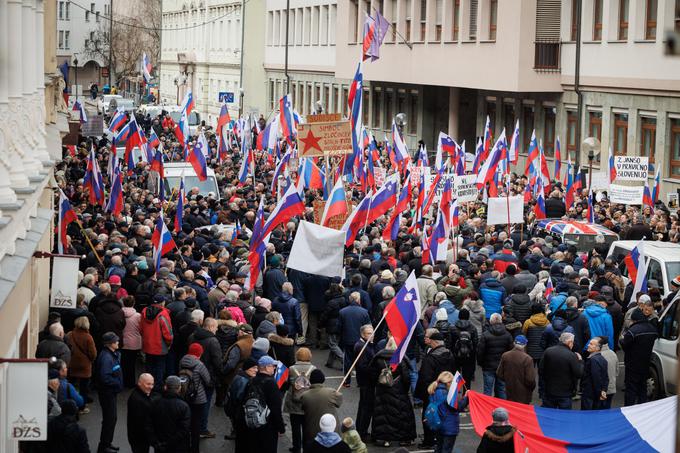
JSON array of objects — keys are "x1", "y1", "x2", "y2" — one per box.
[
  {"x1": 320, "y1": 294, "x2": 346, "y2": 335},
  {"x1": 437, "y1": 276, "x2": 473, "y2": 307},
  {"x1": 548, "y1": 292, "x2": 569, "y2": 313},
  {"x1": 127, "y1": 386, "x2": 159, "y2": 447},
  {"x1": 94, "y1": 297, "x2": 126, "y2": 348},
  {"x1": 564, "y1": 307, "x2": 591, "y2": 353},
  {"x1": 503, "y1": 315, "x2": 523, "y2": 339},
  {"x1": 514, "y1": 271, "x2": 538, "y2": 293},
  {"x1": 581, "y1": 352, "x2": 609, "y2": 401},
  {"x1": 95, "y1": 347, "x2": 124, "y2": 394},
  {"x1": 430, "y1": 383, "x2": 469, "y2": 436},
  {"x1": 583, "y1": 304, "x2": 614, "y2": 350},
  {"x1": 432, "y1": 320, "x2": 452, "y2": 350},
  {"x1": 338, "y1": 305, "x2": 371, "y2": 347},
  {"x1": 36, "y1": 334, "x2": 72, "y2": 365},
  {"x1": 263, "y1": 267, "x2": 287, "y2": 301},
  {"x1": 476, "y1": 424, "x2": 516, "y2": 453},
  {"x1": 344, "y1": 286, "x2": 372, "y2": 314},
  {"x1": 463, "y1": 299, "x2": 486, "y2": 337},
  {"x1": 122, "y1": 306, "x2": 142, "y2": 350},
  {"x1": 417, "y1": 276, "x2": 438, "y2": 308},
  {"x1": 283, "y1": 361, "x2": 316, "y2": 414},
  {"x1": 148, "y1": 392, "x2": 191, "y2": 453},
  {"x1": 65, "y1": 328, "x2": 97, "y2": 378},
  {"x1": 58, "y1": 379, "x2": 85, "y2": 409},
  {"x1": 507, "y1": 293, "x2": 532, "y2": 325},
  {"x1": 47, "y1": 413, "x2": 90, "y2": 453},
  {"x1": 188, "y1": 327, "x2": 222, "y2": 380},
  {"x1": 304, "y1": 274, "x2": 331, "y2": 313},
  {"x1": 304, "y1": 433, "x2": 351, "y2": 453},
  {"x1": 500, "y1": 275, "x2": 518, "y2": 296},
  {"x1": 539, "y1": 343, "x2": 583, "y2": 398},
  {"x1": 256, "y1": 319, "x2": 276, "y2": 339},
  {"x1": 522, "y1": 313, "x2": 550, "y2": 360},
  {"x1": 480, "y1": 279, "x2": 507, "y2": 318},
  {"x1": 620, "y1": 319, "x2": 657, "y2": 376},
  {"x1": 179, "y1": 354, "x2": 212, "y2": 405},
  {"x1": 269, "y1": 334, "x2": 296, "y2": 367},
  {"x1": 497, "y1": 348, "x2": 536, "y2": 404},
  {"x1": 272, "y1": 292, "x2": 303, "y2": 337},
  {"x1": 490, "y1": 249, "x2": 518, "y2": 273},
  {"x1": 341, "y1": 429, "x2": 367, "y2": 453},
  {"x1": 354, "y1": 339, "x2": 377, "y2": 387},
  {"x1": 600, "y1": 344, "x2": 619, "y2": 395},
  {"x1": 477, "y1": 324, "x2": 514, "y2": 371},
  {"x1": 415, "y1": 345, "x2": 455, "y2": 401},
  {"x1": 540, "y1": 316, "x2": 574, "y2": 351},
  {"x1": 216, "y1": 320, "x2": 239, "y2": 354},
  {"x1": 140, "y1": 304, "x2": 173, "y2": 355},
  {"x1": 605, "y1": 300, "x2": 624, "y2": 350},
  {"x1": 300, "y1": 384, "x2": 341, "y2": 440},
  {"x1": 438, "y1": 300, "x2": 460, "y2": 324}
]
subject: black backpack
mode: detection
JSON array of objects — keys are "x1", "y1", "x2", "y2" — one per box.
[
  {"x1": 178, "y1": 368, "x2": 197, "y2": 402},
  {"x1": 454, "y1": 330, "x2": 473, "y2": 361},
  {"x1": 241, "y1": 382, "x2": 270, "y2": 429}
]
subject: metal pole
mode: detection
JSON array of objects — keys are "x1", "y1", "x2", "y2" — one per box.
[
  {"x1": 239, "y1": 0, "x2": 246, "y2": 117},
  {"x1": 284, "y1": 0, "x2": 290, "y2": 93},
  {"x1": 574, "y1": 0, "x2": 583, "y2": 172},
  {"x1": 109, "y1": 0, "x2": 113, "y2": 88}
]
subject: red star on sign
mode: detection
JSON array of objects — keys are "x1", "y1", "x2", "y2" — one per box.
[{"x1": 299, "y1": 128, "x2": 323, "y2": 154}]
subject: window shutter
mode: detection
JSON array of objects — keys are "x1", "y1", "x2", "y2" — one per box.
[
  {"x1": 535, "y1": 0, "x2": 561, "y2": 41},
  {"x1": 469, "y1": 0, "x2": 478, "y2": 39}
]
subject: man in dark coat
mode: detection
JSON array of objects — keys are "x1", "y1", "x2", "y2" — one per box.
[
  {"x1": 353, "y1": 325, "x2": 376, "y2": 440},
  {"x1": 477, "y1": 313, "x2": 513, "y2": 398},
  {"x1": 243, "y1": 356, "x2": 286, "y2": 452},
  {"x1": 263, "y1": 254, "x2": 287, "y2": 301},
  {"x1": 496, "y1": 335, "x2": 536, "y2": 404},
  {"x1": 148, "y1": 375, "x2": 191, "y2": 453},
  {"x1": 624, "y1": 217, "x2": 653, "y2": 240},
  {"x1": 545, "y1": 191, "x2": 566, "y2": 218},
  {"x1": 415, "y1": 329, "x2": 455, "y2": 448},
  {"x1": 93, "y1": 294, "x2": 126, "y2": 350},
  {"x1": 187, "y1": 317, "x2": 221, "y2": 436},
  {"x1": 564, "y1": 297, "x2": 591, "y2": 353},
  {"x1": 95, "y1": 332, "x2": 124, "y2": 453},
  {"x1": 127, "y1": 373, "x2": 159, "y2": 452},
  {"x1": 338, "y1": 293, "x2": 371, "y2": 386},
  {"x1": 539, "y1": 332, "x2": 583, "y2": 409},
  {"x1": 580, "y1": 337, "x2": 609, "y2": 410},
  {"x1": 47, "y1": 399, "x2": 90, "y2": 453},
  {"x1": 620, "y1": 308, "x2": 658, "y2": 406},
  {"x1": 35, "y1": 322, "x2": 72, "y2": 365}
]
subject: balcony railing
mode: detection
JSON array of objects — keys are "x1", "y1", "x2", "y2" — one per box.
[{"x1": 534, "y1": 40, "x2": 561, "y2": 72}]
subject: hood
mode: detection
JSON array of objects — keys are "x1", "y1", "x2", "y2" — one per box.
[
  {"x1": 144, "y1": 305, "x2": 162, "y2": 321},
  {"x1": 314, "y1": 431, "x2": 342, "y2": 447},
  {"x1": 528, "y1": 313, "x2": 549, "y2": 326},
  {"x1": 279, "y1": 292, "x2": 292, "y2": 302},
  {"x1": 511, "y1": 294, "x2": 530, "y2": 305},
  {"x1": 122, "y1": 307, "x2": 137, "y2": 319},
  {"x1": 565, "y1": 307, "x2": 580, "y2": 322},
  {"x1": 440, "y1": 301, "x2": 457, "y2": 315},
  {"x1": 483, "y1": 279, "x2": 503, "y2": 289},
  {"x1": 258, "y1": 320, "x2": 275, "y2": 334},
  {"x1": 269, "y1": 334, "x2": 294, "y2": 346},
  {"x1": 99, "y1": 298, "x2": 122, "y2": 314},
  {"x1": 179, "y1": 354, "x2": 202, "y2": 369},
  {"x1": 488, "y1": 323, "x2": 507, "y2": 336},
  {"x1": 585, "y1": 304, "x2": 608, "y2": 318},
  {"x1": 455, "y1": 319, "x2": 472, "y2": 329},
  {"x1": 193, "y1": 327, "x2": 214, "y2": 341},
  {"x1": 484, "y1": 425, "x2": 516, "y2": 442},
  {"x1": 551, "y1": 316, "x2": 569, "y2": 331},
  {"x1": 466, "y1": 299, "x2": 484, "y2": 312}
]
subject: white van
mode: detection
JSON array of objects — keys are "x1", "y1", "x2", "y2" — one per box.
[
  {"x1": 164, "y1": 106, "x2": 202, "y2": 136},
  {"x1": 99, "y1": 94, "x2": 123, "y2": 115},
  {"x1": 649, "y1": 296, "x2": 680, "y2": 398},
  {"x1": 162, "y1": 162, "x2": 220, "y2": 201},
  {"x1": 607, "y1": 241, "x2": 680, "y2": 298}
]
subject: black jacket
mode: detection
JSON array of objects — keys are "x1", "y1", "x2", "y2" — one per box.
[
  {"x1": 149, "y1": 392, "x2": 191, "y2": 452},
  {"x1": 415, "y1": 345, "x2": 455, "y2": 401},
  {"x1": 269, "y1": 334, "x2": 296, "y2": 367},
  {"x1": 127, "y1": 387, "x2": 159, "y2": 446},
  {"x1": 188, "y1": 327, "x2": 222, "y2": 380},
  {"x1": 354, "y1": 339, "x2": 377, "y2": 387},
  {"x1": 539, "y1": 343, "x2": 584, "y2": 398},
  {"x1": 476, "y1": 424, "x2": 516, "y2": 453},
  {"x1": 93, "y1": 297, "x2": 126, "y2": 348},
  {"x1": 620, "y1": 319, "x2": 658, "y2": 375},
  {"x1": 320, "y1": 294, "x2": 346, "y2": 335},
  {"x1": 508, "y1": 294, "x2": 532, "y2": 325},
  {"x1": 248, "y1": 372, "x2": 285, "y2": 433},
  {"x1": 47, "y1": 413, "x2": 90, "y2": 453},
  {"x1": 580, "y1": 353, "x2": 609, "y2": 400},
  {"x1": 545, "y1": 198, "x2": 566, "y2": 218},
  {"x1": 477, "y1": 324, "x2": 513, "y2": 371},
  {"x1": 564, "y1": 308, "x2": 591, "y2": 353}
]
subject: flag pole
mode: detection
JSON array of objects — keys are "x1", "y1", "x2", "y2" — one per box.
[{"x1": 76, "y1": 220, "x2": 104, "y2": 266}]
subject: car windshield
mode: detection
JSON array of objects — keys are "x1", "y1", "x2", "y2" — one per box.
[
  {"x1": 164, "y1": 175, "x2": 218, "y2": 197},
  {"x1": 666, "y1": 262, "x2": 680, "y2": 288},
  {"x1": 168, "y1": 111, "x2": 199, "y2": 125}
]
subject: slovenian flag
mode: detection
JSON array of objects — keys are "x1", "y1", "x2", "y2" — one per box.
[
  {"x1": 321, "y1": 178, "x2": 347, "y2": 227},
  {"x1": 142, "y1": 53, "x2": 152, "y2": 83},
  {"x1": 446, "y1": 371, "x2": 465, "y2": 409},
  {"x1": 151, "y1": 214, "x2": 176, "y2": 272},
  {"x1": 58, "y1": 189, "x2": 78, "y2": 254},
  {"x1": 385, "y1": 271, "x2": 422, "y2": 369},
  {"x1": 275, "y1": 361, "x2": 289, "y2": 389},
  {"x1": 624, "y1": 240, "x2": 648, "y2": 302}
]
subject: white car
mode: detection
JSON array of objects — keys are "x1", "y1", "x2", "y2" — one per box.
[
  {"x1": 98, "y1": 94, "x2": 123, "y2": 115},
  {"x1": 649, "y1": 293, "x2": 679, "y2": 398},
  {"x1": 161, "y1": 162, "x2": 219, "y2": 201},
  {"x1": 607, "y1": 240, "x2": 680, "y2": 297}
]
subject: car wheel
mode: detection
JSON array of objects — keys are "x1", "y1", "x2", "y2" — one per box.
[{"x1": 647, "y1": 366, "x2": 661, "y2": 400}]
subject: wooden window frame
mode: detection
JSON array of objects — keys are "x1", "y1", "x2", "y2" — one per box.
[
  {"x1": 618, "y1": 0, "x2": 629, "y2": 40},
  {"x1": 593, "y1": 0, "x2": 603, "y2": 41},
  {"x1": 613, "y1": 113, "x2": 628, "y2": 156},
  {"x1": 588, "y1": 111, "x2": 602, "y2": 141},
  {"x1": 670, "y1": 119, "x2": 680, "y2": 177},
  {"x1": 544, "y1": 107, "x2": 556, "y2": 157},
  {"x1": 567, "y1": 111, "x2": 577, "y2": 160},
  {"x1": 452, "y1": 0, "x2": 460, "y2": 41},
  {"x1": 646, "y1": 0, "x2": 657, "y2": 40},
  {"x1": 571, "y1": 0, "x2": 578, "y2": 41},
  {"x1": 523, "y1": 106, "x2": 534, "y2": 150},
  {"x1": 489, "y1": 0, "x2": 497, "y2": 41},
  {"x1": 640, "y1": 116, "x2": 657, "y2": 166}
]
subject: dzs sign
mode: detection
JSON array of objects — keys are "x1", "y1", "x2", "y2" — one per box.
[{"x1": 11, "y1": 416, "x2": 43, "y2": 439}]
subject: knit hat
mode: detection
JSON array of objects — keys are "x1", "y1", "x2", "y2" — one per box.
[
  {"x1": 341, "y1": 417, "x2": 355, "y2": 433},
  {"x1": 458, "y1": 308, "x2": 470, "y2": 320},
  {"x1": 102, "y1": 332, "x2": 119, "y2": 345},
  {"x1": 48, "y1": 368, "x2": 60, "y2": 380},
  {"x1": 252, "y1": 337, "x2": 270, "y2": 352},
  {"x1": 165, "y1": 375, "x2": 182, "y2": 389},
  {"x1": 319, "y1": 414, "x2": 336, "y2": 433},
  {"x1": 492, "y1": 407, "x2": 509, "y2": 423},
  {"x1": 108, "y1": 275, "x2": 121, "y2": 285},
  {"x1": 242, "y1": 357, "x2": 258, "y2": 370},
  {"x1": 435, "y1": 307, "x2": 448, "y2": 322},
  {"x1": 310, "y1": 369, "x2": 326, "y2": 384},
  {"x1": 188, "y1": 343, "x2": 204, "y2": 358},
  {"x1": 380, "y1": 269, "x2": 394, "y2": 280}
]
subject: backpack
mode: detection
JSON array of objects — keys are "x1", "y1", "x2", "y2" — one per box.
[
  {"x1": 242, "y1": 382, "x2": 270, "y2": 429},
  {"x1": 178, "y1": 368, "x2": 197, "y2": 402},
  {"x1": 423, "y1": 397, "x2": 445, "y2": 431},
  {"x1": 377, "y1": 366, "x2": 394, "y2": 387},
  {"x1": 292, "y1": 366, "x2": 313, "y2": 397},
  {"x1": 454, "y1": 330, "x2": 473, "y2": 361}
]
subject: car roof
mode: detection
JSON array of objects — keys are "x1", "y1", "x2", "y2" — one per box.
[
  {"x1": 164, "y1": 162, "x2": 215, "y2": 177},
  {"x1": 609, "y1": 240, "x2": 680, "y2": 260}
]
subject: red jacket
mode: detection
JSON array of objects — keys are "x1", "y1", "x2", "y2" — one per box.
[{"x1": 140, "y1": 305, "x2": 173, "y2": 355}]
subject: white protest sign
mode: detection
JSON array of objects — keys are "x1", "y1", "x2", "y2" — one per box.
[
  {"x1": 287, "y1": 220, "x2": 345, "y2": 278},
  {"x1": 374, "y1": 167, "x2": 387, "y2": 187},
  {"x1": 609, "y1": 184, "x2": 644, "y2": 205},
  {"x1": 50, "y1": 255, "x2": 80, "y2": 309},
  {"x1": 614, "y1": 156, "x2": 648, "y2": 181},
  {"x1": 6, "y1": 362, "x2": 48, "y2": 440},
  {"x1": 454, "y1": 175, "x2": 478, "y2": 202},
  {"x1": 410, "y1": 166, "x2": 430, "y2": 186},
  {"x1": 589, "y1": 172, "x2": 610, "y2": 190},
  {"x1": 487, "y1": 196, "x2": 525, "y2": 225}
]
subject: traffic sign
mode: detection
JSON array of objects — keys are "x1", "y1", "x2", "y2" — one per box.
[{"x1": 218, "y1": 92, "x2": 234, "y2": 103}]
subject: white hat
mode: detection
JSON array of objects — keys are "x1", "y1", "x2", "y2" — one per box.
[
  {"x1": 319, "y1": 414, "x2": 336, "y2": 433},
  {"x1": 435, "y1": 308, "x2": 448, "y2": 322}
]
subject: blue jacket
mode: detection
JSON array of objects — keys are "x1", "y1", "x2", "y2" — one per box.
[
  {"x1": 58, "y1": 379, "x2": 85, "y2": 409},
  {"x1": 338, "y1": 304, "x2": 371, "y2": 347},
  {"x1": 549, "y1": 292, "x2": 569, "y2": 313},
  {"x1": 480, "y1": 279, "x2": 506, "y2": 318},
  {"x1": 95, "y1": 347, "x2": 123, "y2": 394},
  {"x1": 439, "y1": 300, "x2": 459, "y2": 325},
  {"x1": 583, "y1": 304, "x2": 614, "y2": 349},
  {"x1": 272, "y1": 292, "x2": 303, "y2": 337},
  {"x1": 430, "y1": 384, "x2": 469, "y2": 436}
]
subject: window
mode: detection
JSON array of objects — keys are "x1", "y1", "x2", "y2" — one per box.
[
  {"x1": 671, "y1": 119, "x2": 680, "y2": 177},
  {"x1": 613, "y1": 113, "x2": 628, "y2": 155},
  {"x1": 420, "y1": 0, "x2": 427, "y2": 41},
  {"x1": 405, "y1": 0, "x2": 412, "y2": 41},
  {"x1": 59, "y1": 2, "x2": 63, "y2": 20},
  {"x1": 640, "y1": 116, "x2": 656, "y2": 167},
  {"x1": 503, "y1": 103, "x2": 515, "y2": 140},
  {"x1": 391, "y1": 0, "x2": 397, "y2": 41},
  {"x1": 435, "y1": 0, "x2": 443, "y2": 41},
  {"x1": 90, "y1": 2, "x2": 95, "y2": 13},
  {"x1": 588, "y1": 111, "x2": 602, "y2": 144},
  {"x1": 96, "y1": 11, "x2": 100, "y2": 22},
  {"x1": 90, "y1": 31, "x2": 94, "y2": 41},
  {"x1": 58, "y1": 30, "x2": 64, "y2": 48},
  {"x1": 593, "y1": 0, "x2": 603, "y2": 41},
  {"x1": 350, "y1": 0, "x2": 359, "y2": 42},
  {"x1": 342, "y1": 87, "x2": 349, "y2": 117},
  {"x1": 618, "y1": 0, "x2": 629, "y2": 40},
  {"x1": 647, "y1": 259, "x2": 663, "y2": 291},
  {"x1": 85, "y1": 10, "x2": 90, "y2": 21},
  {"x1": 324, "y1": 85, "x2": 330, "y2": 115},
  {"x1": 363, "y1": 88, "x2": 369, "y2": 125},
  {"x1": 523, "y1": 105, "x2": 534, "y2": 149},
  {"x1": 372, "y1": 88, "x2": 382, "y2": 129},
  {"x1": 64, "y1": 31, "x2": 70, "y2": 49},
  {"x1": 409, "y1": 90, "x2": 419, "y2": 135},
  {"x1": 452, "y1": 0, "x2": 460, "y2": 40},
  {"x1": 469, "y1": 0, "x2": 478, "y2": 40},
  {"x1": 567, "y1": 111, "x2": 577, "y2": 160},
  {"x1": 486, "y1": 101, "x2": 497, "y2": 130},
  {"x1": 306, "y1": 84, "x2": 313, "y2": 114},
  {"x1": 489, "y1": 0, "x2": 498, "y2": 40},
  {"x1": 571, "y1": 0, "x2": 578, "y2": 40},
  {"x1": 646, "y1": 0, "x2": 657, "y2": 40},
  {"x1": 544, "y1": 107, "x2": 556, "y2": 156},
  {"x1": 660, "y1": 300, "x2": 679, "y2": 340},
  {"x1": 675, "y1": 0, "x2": 680, "y2": 32},
  {"x1": 384, "y1": 89, "x2": 394, "y2": 128}
]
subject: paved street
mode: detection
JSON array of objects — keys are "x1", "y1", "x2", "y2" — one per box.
[{"x1": 79, "y1": 349, "x2": 627, "y2": 452}]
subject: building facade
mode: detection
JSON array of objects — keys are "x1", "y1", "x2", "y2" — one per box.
[
  {"x1": 0, "y1": 0, "x2": 68, "y2": 451},
  {"x1": 56, "y1": 0, "x2": 109, "y2": 95}
]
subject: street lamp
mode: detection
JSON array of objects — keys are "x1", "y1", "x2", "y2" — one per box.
[
  {"x1": 239, "y1": 87, "x2": 244, "y2": 118},
  {"x1": 73, "y1": 54, "x2": 79, "y2": 101},
  {"x1": 395, "y1": 112, "x2": 407, "y2": 134}
]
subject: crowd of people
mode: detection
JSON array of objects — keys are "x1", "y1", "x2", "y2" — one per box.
[{"x1": 36, "y1": 105, "x2": 677, "y2": 453}]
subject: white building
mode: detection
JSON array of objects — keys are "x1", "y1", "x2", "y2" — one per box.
[{"x1": 57, "y1": 0, "x2": 109, "y2": 95}]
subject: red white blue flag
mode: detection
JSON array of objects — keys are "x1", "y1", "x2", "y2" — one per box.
[
  {"x1": 58, "y1": 189, "x2": 78, "y2": 254},
  {"x1": 624, "y1": 240, "x2": 648, "y2": 301},
  {"x1": 73, "y1": 100, "x2": 87, "y2": 123},
  {"x1": 187, "y1": 142, "x2": 208, "y2": 181},
  {"x1": 385, "y1": 271, "x2": 421, "y2": 369},
  {"x1": 275, "y1": 361, "x2": 289, "y2": 389},
  {"x1": 261, "y1": 184, "x2": 305, "y2": 240},
  {"x1": 341, "y1": 193, "x2": 372, "y2": 247},
  {"x1": 104, "y1": 168, "x2": 124, "y2": 216},
  {"x1": 152, "y1": 213, "x2": 176, "y2": 272},
  {"x1": 446, "y1": 371, "x2": 466, "y2": 409},
  {"x1": 362, "y1": 11, "x2": 390, "y2": 61},
  {"x1": 174, "y1": 176, "x2": 185, "y2": 233},
  {"x1": 142, "y1": 53, "x2": 152, "y2": 83},
  {"x1": 83, "y1": 147, "x2": 105, "y2": 206},
  {"x1": 321, "y1": 178, "x2": 347, "y2": 227}
]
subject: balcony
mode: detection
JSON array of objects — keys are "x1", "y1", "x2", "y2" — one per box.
[{"x1": 534, "y1": 40, "x2": 561, "y2": 72}]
